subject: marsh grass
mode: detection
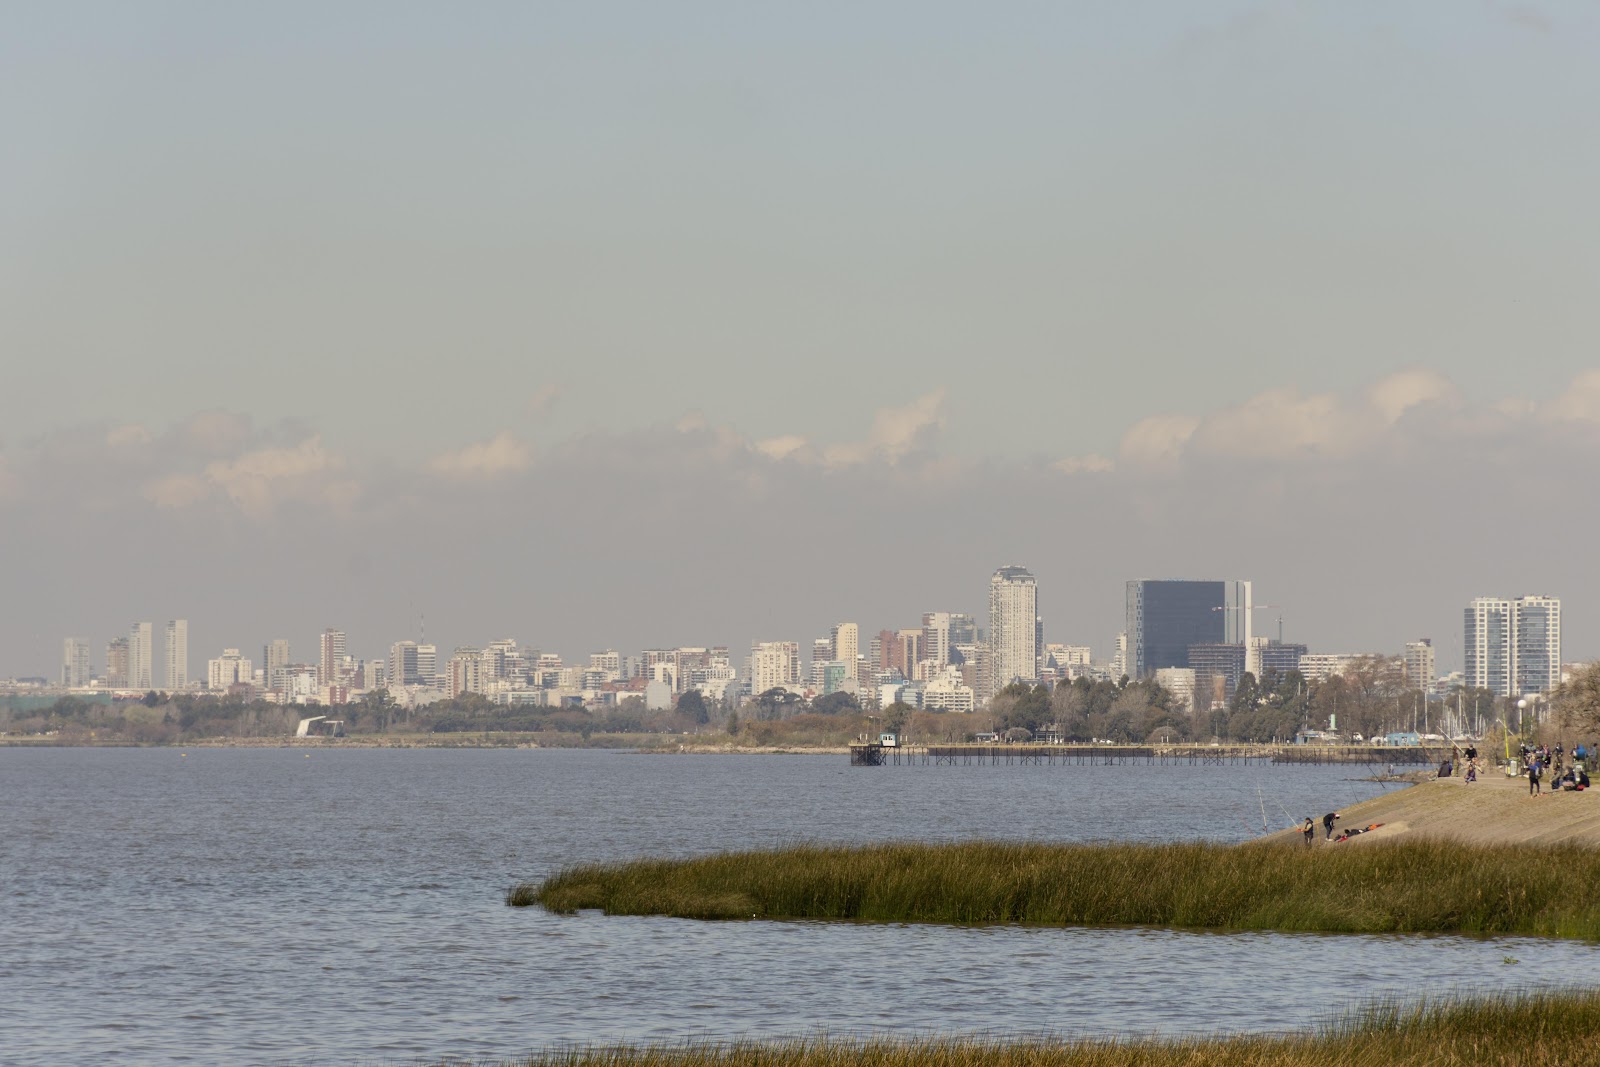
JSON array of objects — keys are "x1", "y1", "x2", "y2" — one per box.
[
  {"x1": 518, "y1": 839, "x2": 1600, "y2": 938},
  {"x1": 452, "y1": 989, "x2": 1600, "y2": 1066}
]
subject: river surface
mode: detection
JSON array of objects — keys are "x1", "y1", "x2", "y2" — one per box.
[{"x1": 4, "y1": 747, "x2": 1596, "y2": 1065}]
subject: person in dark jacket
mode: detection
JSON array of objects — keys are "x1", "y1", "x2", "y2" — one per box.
[{"x1": 1322, "y1": 812, "x2": 1340, "y2": 839}]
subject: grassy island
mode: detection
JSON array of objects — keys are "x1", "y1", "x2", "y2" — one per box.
[
  {"x1": 514, "y1": 839, "x2": 1600, "y2": 939},
  {"x1": 470, "y1": 990, "x2": 1600, "y2": 1066}
]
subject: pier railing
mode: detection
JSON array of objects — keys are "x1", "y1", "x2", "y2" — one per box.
[{"x1": 848, "y1": 742, "x2": 1455, "y2": 767}]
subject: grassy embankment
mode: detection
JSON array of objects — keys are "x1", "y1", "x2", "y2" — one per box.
[
  {"x1": 514, "y1": 839, "x2": 1600, "y2": 939},
  {"x1": 467, "y1": 990, "x2": 1600, "y2": 1066}
]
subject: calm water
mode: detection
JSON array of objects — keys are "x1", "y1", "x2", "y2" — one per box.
[{"x1": 3, "y1": 747, "x2": 1596, "y2": 1066}]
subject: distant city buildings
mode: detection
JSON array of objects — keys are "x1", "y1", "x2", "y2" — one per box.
[
  {"x1": 988, "y1": 566, "x2": 1038, "y2": 695},
  {"x1": 165, "y1": 619, "x2": 189, "y2": 690},
  {"x1": 1125, "y1": 579, "x2": 1251, "y2": 680},
  {"x1": 26, "y1": 573, "x2": 1579, "y2": 718},
  {"x1": 62, "y1": 638, "x2": 90, "y2": 688},
  {"x1": 1404, "y1": 639, "x2": 1435, "y2": 693},
  {"x1": 1465, "y1": 595, "x2": 1561, "y2": 697},
  {"x1": 319, "y1": 628, "x2": 347, "y2": 687},
  {"x1": 128, "y1": 622, "x2": 153, "y2": 690},
  {"x1": 207, "y1": 648, "x2": 253, "y2": 690},
  {"x1": 264, "y1": 639, "x2": 291, "y2": 691},
  {"x1": 749, "y1": 640, "x2": 801, "y2": 694},
  {"x1": 105, "y1": 636, "x2": 129, "y2": 689}
]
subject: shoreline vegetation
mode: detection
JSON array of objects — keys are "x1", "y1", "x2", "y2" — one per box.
[
  {"x1": 460, "y1": 990, "x2": 1600, "y2": 1066},
  {"x1": 517, "y1": 836, "x2": 1600, "y2": 939}
]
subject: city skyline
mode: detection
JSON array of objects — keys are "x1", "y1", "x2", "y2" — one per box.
[{"x1": 36, "y1": 583, "x2": 1567, "y2": 707}]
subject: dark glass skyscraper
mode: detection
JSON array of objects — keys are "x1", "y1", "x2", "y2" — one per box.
[{"x1": 1126, "y1": 579, "x2": 1252, "y2": 679}]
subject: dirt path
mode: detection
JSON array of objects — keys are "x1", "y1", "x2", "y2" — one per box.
[{"x1": 1266, "y1": 767, "x2": 1600, "y2": 847}]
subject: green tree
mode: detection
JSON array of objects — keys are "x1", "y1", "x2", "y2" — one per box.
[
  {"x1": 676, "y1": 689, "x2": 710, "y2": 725},
  {"x1": 1554, "y1": 662, "x2": 1600, "y2": 737},
  {"x1": 811, "y1": 691, "x2": 861, "y2": 716},
  {"x1": 991, "y1": 681, "x2": 1050, "y2": 732},
  {"x1": 750, "y1": 687, "x2": 803, "y2": 721},
  {"x1": 882, "y1": 701, "x2": 913, "y2": 734}
]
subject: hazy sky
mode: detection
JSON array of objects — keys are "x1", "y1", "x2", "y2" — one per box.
[{"x1": 5, "y1": 3, "x2": 1599, "y2": 678}]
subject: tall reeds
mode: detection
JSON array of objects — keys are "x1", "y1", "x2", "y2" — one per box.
[
  {"x1": 458, "y1": 989, "x2": 1600, "y2": 1065},
  {"x1": 517, "y1": 839, "x2": 1600, "y2": 938}
]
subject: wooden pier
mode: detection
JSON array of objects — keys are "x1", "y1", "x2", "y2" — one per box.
[{"x1": 848, "y1": 743, "x2": 1453, "y2": 767}]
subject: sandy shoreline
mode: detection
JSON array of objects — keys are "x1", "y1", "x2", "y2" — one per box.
[{"x1": 1266, "y1": 767, "x2": 1600, "y2": 847}]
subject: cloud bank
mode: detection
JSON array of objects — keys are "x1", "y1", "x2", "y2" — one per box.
[{"x1": 4, "y1": 369, "x2": 1597, "y2": 678}]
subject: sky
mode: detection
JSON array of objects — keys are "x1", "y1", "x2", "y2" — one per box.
[{"x1": 4, "y1": 2, "x2": 1599, "y2": 678}]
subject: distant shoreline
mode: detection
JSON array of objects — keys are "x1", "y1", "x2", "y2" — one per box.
[{"x1": 0, "y1": 735, "x2": 852, "y2": 754}]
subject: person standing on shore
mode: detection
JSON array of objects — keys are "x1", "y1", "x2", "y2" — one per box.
[
  {"x1": 1302, "y1": 817, "x2": 1315, "y2": 846},
  {"x1": 1529, "y1": 756, "x2": 1543, "y2": 797},
  {"x1": 1322, "y1": 812, "x2": 1340, "y2": 839}
]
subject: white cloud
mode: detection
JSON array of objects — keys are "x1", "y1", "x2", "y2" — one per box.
[
  {"x1": 821, "y1": 389, "x2": 948, "y2": 468},
  {"x1": 755, "y1": 434, "x2": 809, "y2": 460},
  {"x1": 1366, "y1": 368, "x2": 1458, "y2": 425},
  {"x1": 427, "y1": 432, "x2": 534, "y2": 479},
  {"x1": 1548, "y1": 370, "x2": 1600, "y2": 423},
  {"x1": 1115, "y1": 370, "x2": 1462, "y2": 470},
  {"x1": 205, "y1": 437, "x2": 336, "y2": 517},
  {"x1": 1119, "y1": 414, "x2": 1200, "y2": 468}
]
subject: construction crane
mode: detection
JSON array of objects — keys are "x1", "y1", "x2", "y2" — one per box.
[{"x1": 1212, "y1": 604, "x2": 1286, "y2": 642}]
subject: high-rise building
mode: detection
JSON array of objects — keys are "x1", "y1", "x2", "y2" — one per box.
[
  {"x1": 106, "y1": 636, "x2": 130, "y2": 688},
  {"x1": 948, "y1": 613, "x2": 979, "y2": 647},
  {"x1": 988, "y1": 566, "x2": 1038, "y2": 695},
  {"x1": 830, "y1": 622, "x2": 859, "y2": 681},
  {"x1": 1187, "y1": 643, "x2": 1247, "y2": 707},
  {"x1": 921, "y1": 613, "x2": 951, "y2": 668},
  {"x1": 208, "y1": 649, "x2": 253, "y2": 690},
  {"x1": 388, "y1": 640, "x2": 440, "y2": 688},
  {"x1": 1255, "y1": 640, "x2": 1308, "y2": 680},
  {"x1": 1465, "y1": 596, "x2": 1561, "y2": 697},
  {"x1": 810, "y1": 637, "x2": 832, "y2": 688},
  {"x1": 1125, "y1": 580, "x2": 1251, "y2": 679},
  {"x1": 1514, "y1": 596, "x2": 1561, "y2": 695},
  {"x1": 1464, "y1": 599, "x2": 1512, "y2": 696},
  {"x1": 750, "y1": 641, "x2": 801, "y2": 694},
  {"x1": 264, "y1": 639, "x2": 291, "y2": 691},
  {"x1": 164, "y1": 619, "x2": 189, "y2": 690},
  {"x1": 447, "y1": 647, "x2": 485, "y2": 697},
  {"x1": 1403, "y1": 639, "x2": 1436, "y2": 693},
  {"x1": 319, "y1": 629, "x2": 347, "y2": 687},
  {"x1": 129, "y1": 622, "x2": 154, "y2": 690},
  {"x1": 62, "y1": 638, "x2": 91, "y2": 688}
]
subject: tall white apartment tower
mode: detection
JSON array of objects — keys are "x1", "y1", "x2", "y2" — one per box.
[
  {"x1": 319, "y1": 628, "x2": 347, "y2": 686},
  {"x1": 1464, "y1": 599, "x2": 1511, "y2": 696},
  {"x1": 830, "y1": 622, "x2": 860, "y2": 681},
  {"x1": 749, "y1": 641, "x2": 802, "y2": 694},
  {"x1": 1403, "y1": 639, "x2": 1436, "y2": 693},
  {"x1": 129, "y1": 622, "x2": 154, "y2": 690},
  {"x1": 264, "y1": 639, "x2": 291, "y2": 690},
  {"x1": 1464, "y1": 596, "x2": 1561, "y2": 697},
  {"x1": 164, "y1": 619, "x2": 189, "y2": 690},
  {"x1": 988, "y1": 566, "x2": 1038, "y2": 696},
  {"x1": 1513, "y1": 596, "x2": 1561, "y2": 696},
  {"x1": 921, "y1": 612, "x2": 952, "y2": 668},
  {"x1": 62, "y1": 638, "x2": 91, "y2": 688}
]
